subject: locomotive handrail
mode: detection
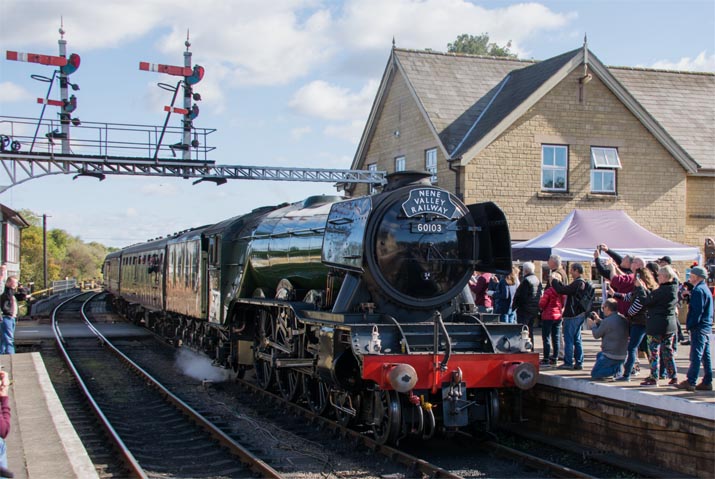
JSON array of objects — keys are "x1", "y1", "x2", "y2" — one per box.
[
  {"x1": 434, "y1": 311, "x2": 452, "y2": 371},
  {"x1": 383, "y1": 314, "x2": 411, "y2": 354}
]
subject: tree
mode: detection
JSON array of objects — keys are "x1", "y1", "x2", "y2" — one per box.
[
  {"x1": 19, "y1": 209, "x2": 114, "y2": 287},
  {"x1": 447, "y1": 33, "x2": 516, "y2": 58}
]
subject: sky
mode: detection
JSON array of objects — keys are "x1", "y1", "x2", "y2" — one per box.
[{"x1": 0, "y1": 0, "x2": 713, "y2": 248}]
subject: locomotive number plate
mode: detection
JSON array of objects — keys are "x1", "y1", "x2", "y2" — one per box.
[{"x1": 410, "y1": 222, "x2": 446, "y2": 234}]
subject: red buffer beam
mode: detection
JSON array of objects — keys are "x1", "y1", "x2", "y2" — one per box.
[
  {"x1": 139, "y1": 62, "x2": 192, "y2": 77},
  {"x1": 6, "y1": 50, "x2": 68, "y2": 66}
]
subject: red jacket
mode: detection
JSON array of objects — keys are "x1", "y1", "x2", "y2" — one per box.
[
  {"x1": 539, "y1": 286, "x2": 565, "y2": 320},
  {"x1": 469, "y1": 273, "x2": 493, "y2": 307}
]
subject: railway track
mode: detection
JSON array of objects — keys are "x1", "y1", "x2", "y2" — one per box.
[
  {"x1": 87, "y1": 300, "x2": 616, "y2": 479},
  {"x1": 51, "y1": 292, "x2": 279, "y2": 478},
  {"x1": 47, "y1": 294, "x2": 628, "y2": 478}
]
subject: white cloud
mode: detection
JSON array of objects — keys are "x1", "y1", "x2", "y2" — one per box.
[
  {"x1": 334, "y1": 0, "x2": 575, "y2": 57},
  {"x1": 289, "y1": 79, "x2": 378, "y2": 120},
  {"x1": 1, "y1": 1, "x2": 575, "y2": 88},
  {"x1": 0, "y1": 82, "x2": 33, "y2": 103},
  {"x1": 155, "y1": 1, "x2": 335, "y2": 86},
  {"x1": 0, "y1": 0, "x2": 335, "y2": 87},
  {"x1": 0, "y1": 1, "x2": 168, "y2": 50},
  {"x1": 646, "y1": 51, "x2": 715, "y2": 72},
  {"x1": 324, "y1": 120, "x2": 365, "y2": 143},
  {"x1": 288, "y1": 78, "x2": 376, "y2": 143},
  {"x1": 126, "y1": 207, "x2": 138, "y2": 217},
  {"x1": 290, "y1": 126, "x2": 312, "y2": 140}
]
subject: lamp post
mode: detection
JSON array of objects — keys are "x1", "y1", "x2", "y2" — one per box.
[{"x1": 43, "y1": 214, "x2": 48, "y2": 290}]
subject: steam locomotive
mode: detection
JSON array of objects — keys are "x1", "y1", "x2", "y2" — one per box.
[{"x1": 104, "y1": 172, "x2": 538, "y2": 444}]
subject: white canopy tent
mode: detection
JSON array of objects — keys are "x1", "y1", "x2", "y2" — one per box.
[{"x1": 511, "y1": 209, "x2": 701, "y2": 262}]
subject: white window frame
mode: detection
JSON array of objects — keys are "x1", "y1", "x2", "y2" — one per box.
[
  {"x1": 5, "y1": 225, "x2": 20, "y2": 263},
  {"x1": 425, "y1": 148, "x2": 437, "y2": 184},
  {"x1": 541, "y1": 145, "x2": 568, "y2": 192},
  {"x1": 590, "y1": 147, "x2": 621, "y2": 194},
  {"x1": 394, "y1": 155, "x2": 405, "y2": 172},
  {"x1": 368, "y1": 163, "x2": 377, "y2": 194}
]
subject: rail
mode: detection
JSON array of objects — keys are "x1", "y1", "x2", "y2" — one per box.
[
  {"x1": 233, "y1": 376, "x2": 463, "y2": 479},
  {"x1": 68, "y1": 293, "x2": 283, "y2": 478},
  {"x1": 51, "y1": 292, "x2": 148, "y2": 479}
]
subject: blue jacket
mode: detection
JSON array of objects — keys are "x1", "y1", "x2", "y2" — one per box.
[
  {"x1": 686, "y1": 281, "x2": 714, "y2": 332},
  {"x1": 492, "y1": 279, "x2": 511, "y2": 314}
]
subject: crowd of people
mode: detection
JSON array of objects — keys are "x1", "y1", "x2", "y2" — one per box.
[{"x1": 468, "y1": 247, "x2": 713, "y2": 391}]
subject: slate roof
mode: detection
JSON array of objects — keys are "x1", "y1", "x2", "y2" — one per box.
[
  {"x1": 609, "y1": 67, "x2": 715, "y2": 170},
  {"x1": 395, "y1": 49, "x2": 532, "y2": 154},
  {"x1": 390, "y1": 48, "x2": 714, "y2": 173}
]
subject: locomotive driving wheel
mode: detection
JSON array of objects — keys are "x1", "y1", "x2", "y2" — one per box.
[
  {"x1": 275, "y1": 311, "x2": 300, "y2": 401},
  {"x1": 253, "y1": 310, "x2": 275, "y2": 390},
  {"x1": 373, "y1": 390, "x2": 401, "y2": 445},
  {"x1": 303, "y1": 375, "x2": 329, "y2": 415}
]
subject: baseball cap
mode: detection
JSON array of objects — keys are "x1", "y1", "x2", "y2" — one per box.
[
  {"x1": 690, "y1": 266, "x2": 707, "y2": 278},
  {"x1": 657, "y1": 256, "x2": 672, "y2": 264}
]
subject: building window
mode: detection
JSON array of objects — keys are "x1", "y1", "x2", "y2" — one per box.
[
  {"x1": 425, "y1": 148, "x2": 437, "y2": 183},
  {"x1": 395, "y1": 156, "x2": 405, "y2": 172},
  {"x1": 368, "y1": 163, "x2": 377, "y2": 194},
  {"x1": 541, "y1": 145, "x2": 568, "y2": 191},
  {"x1": 4, "y1": 225, "x2": 20, "y2": 264},
  {"x1": 590, "y1": 147, "x2": 621, "y2": 194}
]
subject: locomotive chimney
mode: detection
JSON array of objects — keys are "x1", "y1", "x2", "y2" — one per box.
[{"x1": 382, "y1": 171, "x2": 432, "y2": 192}]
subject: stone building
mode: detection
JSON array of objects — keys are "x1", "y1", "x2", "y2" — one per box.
[
  {"x1": 347, "y1": 43, "x2": 714, "y2": 256},
  {"x1": 0, "y1": 203, "x2": 29, "y2": 278}
]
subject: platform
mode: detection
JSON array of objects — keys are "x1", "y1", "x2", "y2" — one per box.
[
  {"x1": 1, "y1": 353, "x2": 99, "y2": 479},
  {"x1": 534, "y1": 328, "x2": 715, "y2": 413},
  {"x1": 528, "y1": 327, "x2": 714, "y2": 478}
]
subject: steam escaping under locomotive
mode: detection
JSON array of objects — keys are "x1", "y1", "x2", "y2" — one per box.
[{"x1": 104, "y1": 172, "x2": 538, "y2": 444}]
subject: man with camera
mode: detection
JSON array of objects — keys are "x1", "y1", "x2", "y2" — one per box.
[{"x1": 587, "y1": 298, "x2": 629, "y2": 380}]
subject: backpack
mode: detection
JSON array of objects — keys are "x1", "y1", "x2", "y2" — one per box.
[{"x1": 575, "y1": 279, "x2": 595, "y2": 313}]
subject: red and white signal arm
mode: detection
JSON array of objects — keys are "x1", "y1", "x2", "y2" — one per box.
[
  {"x1": 163, "y1": 106, "x2": 190, "y2": 115},
  {"x1": 6, "y1": 50, "x2": 68, "y2": 67},
  {"x1": 139, "y1": 62, "x2": 193, "y2": 77},
  {"x1": 37, "y1": 98, "x2": 64, "y2": 107}
]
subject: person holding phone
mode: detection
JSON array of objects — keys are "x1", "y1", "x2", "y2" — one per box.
[
  {"x1": 587, "y1": 298, "x2": 629, "y2": 380},
  {"x1": 611, "y1": 267, "x2": 658, "y2": 381}
]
